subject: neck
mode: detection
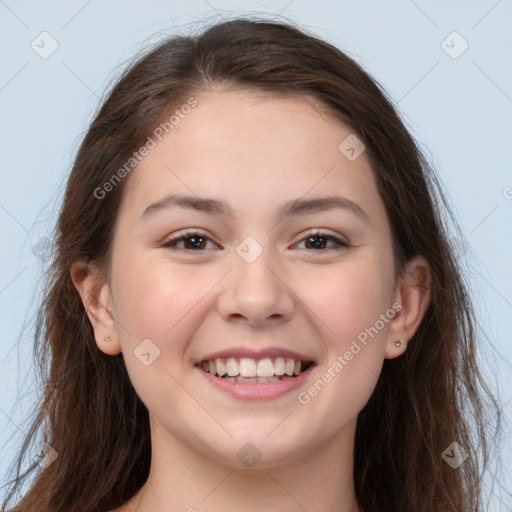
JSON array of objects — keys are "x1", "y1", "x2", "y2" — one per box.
[{"x1": 122, "y1": 417, "x2": 360, "y2": 512}]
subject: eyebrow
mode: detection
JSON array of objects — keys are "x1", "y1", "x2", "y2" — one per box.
[{"x1": 140, "y1": 194, "x2": 370, "y2": 223}]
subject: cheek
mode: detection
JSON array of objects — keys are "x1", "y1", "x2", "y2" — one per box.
[
  {"x1": 292, "y1": 255, "x2": 392, "y2": 414},
  {"x1": 110, "y1": 255, "x2": 207, "y2": 408},
  {"x1": 113, "y1": 259, "x2": 205, "y2": 341},
  {"x1": 298, "y1": 254, "x2": 394, "y2": 347}
]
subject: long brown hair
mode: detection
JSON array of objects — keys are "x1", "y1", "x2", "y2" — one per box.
[{"x1": 1, "y1": 17, "x2": 502, "y2": 512}]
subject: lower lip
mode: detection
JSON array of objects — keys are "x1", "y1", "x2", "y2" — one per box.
[{"x1": 197, "y1": 366, "x2": 314, "y2": 400}]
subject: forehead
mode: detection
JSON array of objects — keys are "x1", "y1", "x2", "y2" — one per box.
[{"x1": 119, "y1": 89, "x2": 381, "y2": 222}]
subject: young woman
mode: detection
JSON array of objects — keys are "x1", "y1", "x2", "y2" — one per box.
[{"x1": 1, "y1": 18, "x2": 501, "y2": 512}]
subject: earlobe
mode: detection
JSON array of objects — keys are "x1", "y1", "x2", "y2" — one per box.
[
  {"x1": 70, "y1": 261, "x2": 122, "y2": 356},
  {"x1": 385, "y1": 255, "x2": 432, "y2": 359}
]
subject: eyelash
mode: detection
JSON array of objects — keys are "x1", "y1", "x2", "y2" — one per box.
[{"x1": 160, "y1": 229, "x2": 350, "y2": 253}]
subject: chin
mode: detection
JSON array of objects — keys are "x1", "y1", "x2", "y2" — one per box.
[{"x1": 197, "y1": 427, "x2": 315, "y2": 470}]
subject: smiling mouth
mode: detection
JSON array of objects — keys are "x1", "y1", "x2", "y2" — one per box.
[{"x1": 199, "y1": 356, "x2": 314, "y2": 384}]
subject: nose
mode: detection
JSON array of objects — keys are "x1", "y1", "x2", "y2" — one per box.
[{"x1": 216, "y1": 247, "x2": 296, "y2": 327}]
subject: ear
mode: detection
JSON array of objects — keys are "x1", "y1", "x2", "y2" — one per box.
[
  {"x1": 385, "y1": 255, "x2": 432, "y2": 359},
  {"x1": 70, "y1": 261, "x2": 121, "y2": 356}
]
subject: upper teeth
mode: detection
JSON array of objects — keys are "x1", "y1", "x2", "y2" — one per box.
[{"x1": 200, "y1": 357, "x2": 305, "y2": 377}]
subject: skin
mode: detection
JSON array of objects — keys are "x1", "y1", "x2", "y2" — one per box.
[{"x1": 72, "y1": 89, "x2": 431, "y2": 512}]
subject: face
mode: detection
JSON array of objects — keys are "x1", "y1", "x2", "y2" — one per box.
[{"x1": 85, "y1": 89, "x2": 411, "y2": 468}]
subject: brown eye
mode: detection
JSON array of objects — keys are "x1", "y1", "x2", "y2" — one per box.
[
  {"x1": 161, "y1": 231, "x2": 218, "y2": 251},
  {"x1": 296, "y1": 231, "x2": 349, "y2": 251}
]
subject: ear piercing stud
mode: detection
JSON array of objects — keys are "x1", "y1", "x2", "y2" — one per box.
[{"x1": 395, "y1": 339, "x2": 405, "y2": 347}]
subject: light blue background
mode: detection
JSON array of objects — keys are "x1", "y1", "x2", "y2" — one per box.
[{"x1": 1, "y1": 0, "x2": 511, "y2": 508}]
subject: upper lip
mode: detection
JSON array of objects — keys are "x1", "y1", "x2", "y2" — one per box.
[{"x1": 196, "y1": 347, "x2": 316, "y2": 364}]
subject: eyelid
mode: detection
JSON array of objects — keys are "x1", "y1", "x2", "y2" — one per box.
[
  {"x1": 161, "y1": 228, "x2": 350, "y2": 252},
  {"x1": 293, "y1": 228, "x2": 350, "y2": 248},
  {"x1": 161, "y1": 228, "x2": 220, "y2": 249}
]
